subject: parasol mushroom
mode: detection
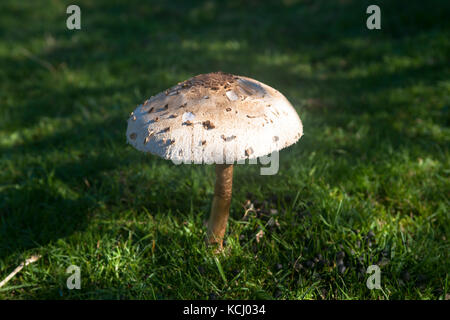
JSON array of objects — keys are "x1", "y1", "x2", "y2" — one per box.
[{"x1": 126, "y1": 72, "x2": 303, "y2": 249}]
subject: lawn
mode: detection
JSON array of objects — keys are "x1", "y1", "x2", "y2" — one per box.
[{"x1": 0, "y1": 0, "x2": 449, "y2": 299}]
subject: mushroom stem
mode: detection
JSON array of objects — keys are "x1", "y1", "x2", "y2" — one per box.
[{"x1": 207, "y1": 164, "x2": 234, "y2": 248}]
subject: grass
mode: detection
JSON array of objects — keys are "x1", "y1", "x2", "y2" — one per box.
[{"x1": 0, "y1": 0, "x2": 449, "y2": 299}]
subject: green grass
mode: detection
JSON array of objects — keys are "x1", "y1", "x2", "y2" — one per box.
[{"x1": 0, "y1": 0, "x2": 449, "y2": 299}]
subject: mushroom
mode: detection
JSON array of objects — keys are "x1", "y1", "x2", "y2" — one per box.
[{"x1": 126, "y1": 72, "x2": 303, "y2": 249}]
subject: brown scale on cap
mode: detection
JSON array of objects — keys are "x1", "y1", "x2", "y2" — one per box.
[
  {"x1": 221, "y1": 134, "x2": 236, "y2": 142},
  {"x1": 202, "y1": 120, "x2": 215, "y2": 130},
  {"x1": 180, "y1": 71, "x2": 238, "y2": 91}
]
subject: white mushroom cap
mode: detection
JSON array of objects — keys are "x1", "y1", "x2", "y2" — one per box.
[{"x1": 126, "y1": 72, "x2": 303, "y2": 164}]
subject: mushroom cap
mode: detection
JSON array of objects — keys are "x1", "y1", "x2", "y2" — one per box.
[{"x1": 126, "y1": 72, "x2": 303, "y2": 164}]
